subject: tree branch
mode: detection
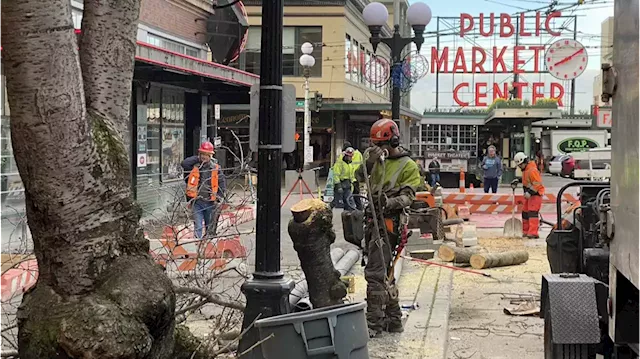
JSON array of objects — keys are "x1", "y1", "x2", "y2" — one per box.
[{"x1": 174, "y1": 286, "x2": 245, "y2": 311}]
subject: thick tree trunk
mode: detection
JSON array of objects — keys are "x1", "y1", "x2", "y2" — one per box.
[
  {"x1": 288, "y1": 199, "x2": 347, "y2": 308},
  {"x1": 1, "y1": 1, "x2": 175, "y2": 358},
  {"x1": 470, "y1": 251, "x2": 530, "y2": 269},
  {"x1": 438, "y1": 245, "x2": 485, "y2": 263}
]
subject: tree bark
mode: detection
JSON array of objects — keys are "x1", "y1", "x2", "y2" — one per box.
[
  {"x1": 438, "y1": 245, "x2": 485, "y2": 263},
  {"x1": 288, "y1": 199, "x2": 347, "y2": 308},
  {"x1": 470, "y1": 251, "x2": 530, "y2": 269},
  {"x1": 1, "y1": 1, "x2": 175, "y2": 357}
]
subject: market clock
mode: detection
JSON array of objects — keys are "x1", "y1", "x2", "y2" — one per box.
[{"x1": 545, "y1": 39, "x2": 588, "y2": 80}]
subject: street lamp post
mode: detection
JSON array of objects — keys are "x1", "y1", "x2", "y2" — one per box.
[
  {"x1": 363, "y1": 1, "x2": 432, "y2": 121},
  {"x1": 299, "y1": 43, "x2": 315, "y2": 167},
  {"x1": 238, "y1": 0, "x2": 295, "y2": 357}
]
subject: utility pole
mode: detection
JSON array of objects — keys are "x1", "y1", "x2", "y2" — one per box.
[
  {"x1": 238, "y1": 0, "x2": 294, "y2": 356},
  {"x1": 303, "y1": 75, "x2": 310, "y2": 166},
  {"x1": 570, "y1": 15, "x2": 577, "y2": 115}
]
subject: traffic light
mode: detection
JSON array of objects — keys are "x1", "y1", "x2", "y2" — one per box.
[{"x1": 315, "y1": 92, "x2": 323, "y2": 111}]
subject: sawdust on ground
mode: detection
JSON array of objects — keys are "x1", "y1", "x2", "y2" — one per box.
[{"x1": 446, "y1": 236, "x2": 549, "y2": 359}]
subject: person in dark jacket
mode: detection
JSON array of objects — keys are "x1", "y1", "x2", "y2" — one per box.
[
  {"x1": 481, "y1": 145, "x2": 502, "y2": 193},
  {"x1": 428, "y1": 157, "x2": 441, "y2": 187},
  {"x1": 181, "y1": 142, "x2": 227, "y2": 238}
]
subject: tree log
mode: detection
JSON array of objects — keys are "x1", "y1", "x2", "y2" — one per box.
[
  {"x1": 2, "y1": 1, "x2": 176, "y2": 358},
  {"x1": 289, "y1": 199, "x2": 347, "y2": 308},
  {"x1": 438, "y1": 245, "x2": 485, "y2": 263},
  {"x1": 470, "y1": 251, "x2": 530, "y2": 269}
]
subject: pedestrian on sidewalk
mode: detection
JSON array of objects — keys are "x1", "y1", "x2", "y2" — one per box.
[
  {"x1": 342, "y1": 141, "x2": 364, "y2": 210},
  {"x1": 511, "y1": 152, "x2": 545, "y2": 239},
  {"x1": 481, "y1": 145, "x2": 502, "y2": 193},
  {"x1": 428, "y1": 157, "x2": 441, "y2": 187},
  {"x1": 332, "y1": 147, "x2": 357, "y2": 211},
  {"x1": 355, "y1": 119, "x2": 422, "y2": 337},
  {"x1": 181, "y1": 141, "x2": 227, "y2": 239}
]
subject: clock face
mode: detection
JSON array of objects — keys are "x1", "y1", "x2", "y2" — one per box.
[{"x1": 545, "y1": 39, "x2": 588, "y2": 80}]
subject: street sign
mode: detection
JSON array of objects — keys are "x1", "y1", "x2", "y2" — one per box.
[
  {"x1": 304, "y1": 146, "x2": 314, "y2": 164},
  {"x1": 249, "y1": 84, "x2": 296, "y2": 153},
  {"x1": 296, "y1": 100, "x2": 304, "y2": 108},
  {"x1": 213, "y1": 136, "x2": 222, "y2": 147},
  {"x1": 214, "y1": 104, "x2": 221, "y2": 120}
]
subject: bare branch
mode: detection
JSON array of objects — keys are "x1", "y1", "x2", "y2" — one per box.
[{"x1": 175, "y1": 286, "x2": 245, "y2": 311}]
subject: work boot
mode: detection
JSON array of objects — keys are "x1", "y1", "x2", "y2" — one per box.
[{"x1": 386, "y1": 320, "x2": 404, "y2": 333}]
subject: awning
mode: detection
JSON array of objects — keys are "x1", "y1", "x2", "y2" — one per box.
[{"x1": 135, "y1": 41, "x2": 259, "y2": 87}]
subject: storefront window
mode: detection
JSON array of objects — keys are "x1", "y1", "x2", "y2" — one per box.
[
  {"x1": 296, "y1": 27, "x2": 322, "y2": 77},
  {"x1": 161, "y1": 89, "x2": 185, "y2": 182},
  {"x1": 345, "y1": 35, "x2": 351, "y2": 80},
  {"x1": 247, "y1": 26, "x2": 323, "y2": 77},
  {"x1": 246, "y1": 27, "x2": 262, "y2": 75},
  {"x1": 420, "y1": 124, "x2": 478, "y2": 154},
  {"x1": 147, "y1": 33, "x2": 201, "y2": 58},
  {"x1": 0, "y1": 72, "x2": 30, "y2": 243}
]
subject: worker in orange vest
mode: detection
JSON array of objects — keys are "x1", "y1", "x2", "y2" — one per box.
[
  {"x1": 181, "y1": 141, "x2": 227, "y2": 238},
  {"x1": 512, "y1": 152, "x2": 546, "y2": 238}
]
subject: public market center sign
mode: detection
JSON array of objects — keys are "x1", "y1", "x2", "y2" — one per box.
[{"x1": 430, "y1": 12, "x2": 575, "y2": 107}]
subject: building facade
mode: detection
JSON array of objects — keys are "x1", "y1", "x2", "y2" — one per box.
[
  {"x1": 593, "y1": 16, "x2": 614, "y2": 107},
  {"x1": 1, "y1": 0, "x2": 256, "y2": 246},
  {"x1": 216, "y1": 0, "x2": 421, "y2": 176}
]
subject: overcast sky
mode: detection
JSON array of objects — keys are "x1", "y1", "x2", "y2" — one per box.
[{"x1": 407, "y1": 0, "x2": 614, "y2": 112}]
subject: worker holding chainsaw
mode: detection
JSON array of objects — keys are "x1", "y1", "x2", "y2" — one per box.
[
  {"x1": 511, "y1": 152, "x2": 546, "y2": 239},
  {"x1": 355, "y1": 119, "x2": 423, "y2": 337}
]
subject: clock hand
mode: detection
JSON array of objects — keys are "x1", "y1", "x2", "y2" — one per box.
[{"x1": 553, "y1": 48, "x2": 585, "y2": 67}]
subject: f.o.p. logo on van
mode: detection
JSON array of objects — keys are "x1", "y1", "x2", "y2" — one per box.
[{"x1": 558, "y1": 138, "x2": 599, "y2": 153}]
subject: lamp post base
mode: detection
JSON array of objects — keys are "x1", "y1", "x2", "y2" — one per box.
[{"x1": 238, "y1": 276, "x2": 296, "y2": 358}]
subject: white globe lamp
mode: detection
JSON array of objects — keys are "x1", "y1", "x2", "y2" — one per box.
[
  {"x1": 299, "y1": 54, "x2": 315, "y2": 68},
  {"x1": 362, "y1": 2, "x2": 388, "y2": 26},
  {"x1": 407, "y1": 2, "x2": 432, "y2": 27},
  {"x1": 301, "y1": 42, "x2": 314, "y2": 55}
]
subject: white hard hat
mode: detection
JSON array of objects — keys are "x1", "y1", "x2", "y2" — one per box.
[
  {"x1": 343, "y1": 147, "x2": 355, "y2": 156},
  {"x1": 514, "y1": 152, "x2": 527, "y2": 165}
]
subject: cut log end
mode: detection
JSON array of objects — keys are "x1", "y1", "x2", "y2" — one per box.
[
  {"x1": 290, "y1": 198, "x2": 327, "y2": 223},
  {"x1": 438, "y1": 244, "x2": 485, "y2": 263}
]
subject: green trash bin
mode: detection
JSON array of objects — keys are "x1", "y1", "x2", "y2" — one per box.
[
  {"x1": 502, "y1": 168, "x2": 516, "y2": 184},
  {"x1": 255, "y1": 302, "x2": 369, "y2": 359}
]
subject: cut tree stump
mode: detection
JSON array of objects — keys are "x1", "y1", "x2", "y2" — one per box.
[
  {"x1": 289, "y1": 199, "x2": 347, "y2": 309},
  {"x1": 438, "y1": 244, "x2": 486, "y2": 263},
  {"x1": 470, "y1": 250, "x2": 530, "y2": 269}
]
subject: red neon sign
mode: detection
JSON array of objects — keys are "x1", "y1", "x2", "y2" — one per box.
[{"x1": 430, "y1": 11, "x2": 568, "y2": 107}]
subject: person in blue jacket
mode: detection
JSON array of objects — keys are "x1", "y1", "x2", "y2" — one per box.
[{"x1": 481, "y1": 145, "x2": 502, "y2": 193}]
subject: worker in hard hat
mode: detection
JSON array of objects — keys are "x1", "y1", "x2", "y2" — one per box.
[
  {"x1": 342, "y1": 141, "x2": 364, "y2": 210},
  {"x1": 181, "y1": 141, "x2": 227, "y2": 238},
  {"x1": 332, "y1": 147, "x2": 357, "y2": 211},
  {"x1": 511, "y1": 152, "x2": 545, "y2": 239},
  {"x1": 355, "y1": 119, "x2": 422, "y2": 336}
]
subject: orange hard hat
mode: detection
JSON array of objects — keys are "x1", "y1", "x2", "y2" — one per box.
[
  {"x1": 199, "y1": 141, "x2": 214, "y2": 154},
  {"x1": 370, "y1": 119, "x2": 399, "y2": 143}
]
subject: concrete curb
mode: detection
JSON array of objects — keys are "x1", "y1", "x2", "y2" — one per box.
[{"x1": 391, "y1": 264, "x2": 453, "y2": 359}]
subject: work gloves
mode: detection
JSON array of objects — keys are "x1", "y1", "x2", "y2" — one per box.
[
  {"x1": 524, "y1": 192, "x2": 532, "y2": 199},
  {"x1": 366, "y1": 146, "x2": 385, "y2": 166}
]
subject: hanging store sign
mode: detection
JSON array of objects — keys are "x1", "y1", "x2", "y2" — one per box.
[
  {"x1": 427, "y1": 12, "x2": 582, "y2": 107},
  {"x1": 423, "y1": 150, "x2": 471, "y2": 160}
]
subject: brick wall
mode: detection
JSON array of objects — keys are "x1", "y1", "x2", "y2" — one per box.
[{"x1": 140, "y1": 0, "x2": 209, "y2": 44}]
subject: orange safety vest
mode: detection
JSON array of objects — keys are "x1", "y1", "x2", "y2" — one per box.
[
  {"x1": 186, "y1": 163, "x2": 219, "y2": 201},
  {"x1": 522, "y1": 161, "x2": 545, "y2": 196}
]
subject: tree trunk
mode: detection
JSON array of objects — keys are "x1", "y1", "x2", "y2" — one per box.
[
  {"x1": 438, "y1": 245, "x2": 485, "y2": 263},
  {"x1": 470, "y1": 251, "x2": 530, "y2": 269},
  {"x1": 288, "y1": 199, "x2": 347, "y2": 308},
  {"x1": 1, "y1": 1, "x2": 175, "y2": 358}
]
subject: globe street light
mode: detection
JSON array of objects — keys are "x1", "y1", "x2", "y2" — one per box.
[
  {"x1": 363, "y1": 1, "x2": 432, "y2": 121},
  {"x1": 299, "y1": 43, "x2": 315, "y2": 167}
]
